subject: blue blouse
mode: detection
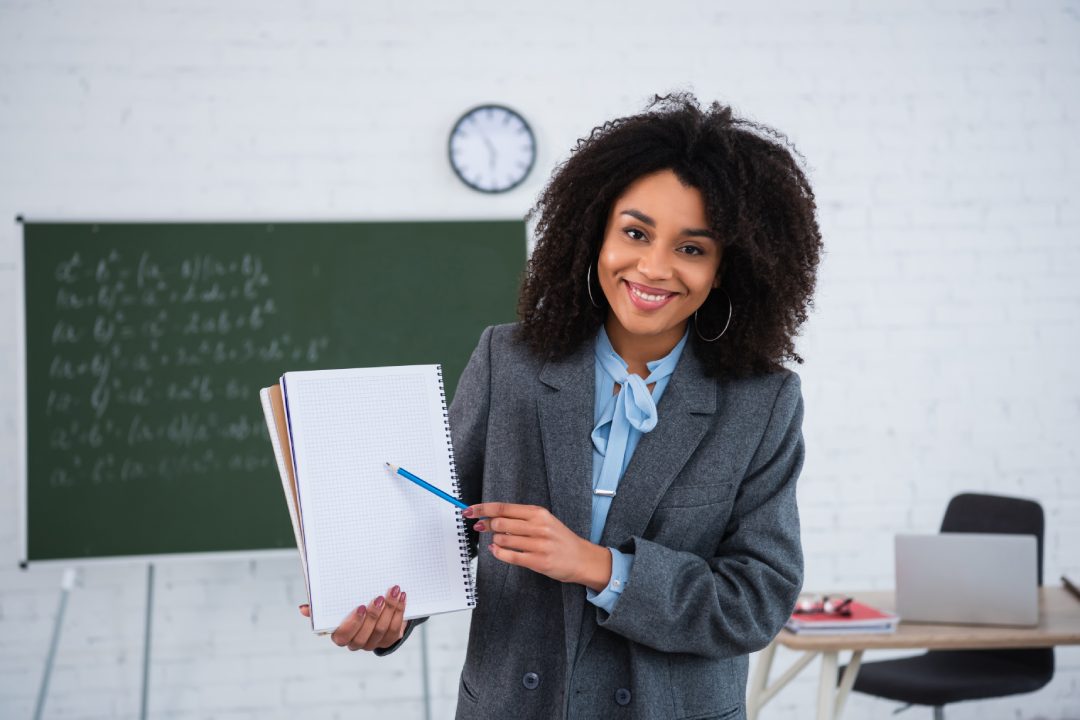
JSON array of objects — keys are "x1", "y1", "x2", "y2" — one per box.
[{"x1": 585, "y1": 325, "x2": 689, "y2": 613}]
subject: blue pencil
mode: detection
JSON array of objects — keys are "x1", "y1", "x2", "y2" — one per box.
[{"x1": 385, "y1": 462, "x2": 468, "y2": 511}]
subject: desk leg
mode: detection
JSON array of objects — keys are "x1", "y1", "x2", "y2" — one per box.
[
  {"x1": 748, "y1": 648, "x2": 819, "y2": 718},
  {"x1": 816, "y1": 651, "x2": 838, "y2": 720},
  {"x1": 834, "y1": 650, "x2": 863, "y2": 719},
  {"x1": 747, "y1": 639, "x2": 777, "y2": 720}
]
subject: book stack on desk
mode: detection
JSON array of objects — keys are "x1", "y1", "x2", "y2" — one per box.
[{"x1": 785, "y1": 600, "x2": 899, "y2": 635}]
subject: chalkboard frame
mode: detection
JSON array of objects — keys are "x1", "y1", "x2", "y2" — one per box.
[
  {"x1": 16, "y1": 215, "x2": 28, "y2": 567},
  {"x1": 18, "y1": 216, "x2": 527, "y2": 566}
]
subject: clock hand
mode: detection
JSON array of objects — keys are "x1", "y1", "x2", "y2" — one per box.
[{"x1": 482, "y1": 136, "x2": 497, "y2": 169}]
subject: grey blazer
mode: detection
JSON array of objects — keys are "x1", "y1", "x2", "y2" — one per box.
[{"x1": 392, "y1": 323, "x2": 804, "y2": 720}]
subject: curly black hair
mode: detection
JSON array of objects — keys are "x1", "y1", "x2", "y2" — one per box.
[{"x1": 518, "y1": 92, "x2": 823, "y2": 378}]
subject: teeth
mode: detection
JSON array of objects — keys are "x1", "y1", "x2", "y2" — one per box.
[{"x1": 631, "y1": 286, "x2": 670, "y2": 302}]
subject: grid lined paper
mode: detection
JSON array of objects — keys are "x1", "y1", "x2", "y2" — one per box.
[{"x1": 282, "y1": 365, "x2": 472, "y2": 633}]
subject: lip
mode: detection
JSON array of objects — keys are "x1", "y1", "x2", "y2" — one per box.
[{"x1": 624, "y1": 280, "x2": 678, "y2": 311}]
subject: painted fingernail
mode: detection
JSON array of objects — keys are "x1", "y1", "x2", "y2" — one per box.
[
  {"x1": 473, "y1": 521, "x2": 487, "y2": 532},
  {"x1": 400, "y1": 592, "x2": 406, "y2": 603},
  {"x1": 355, "y1": 605, "x2": 366, "y2": 618},
  {"x1": 390, "y1": 585, "x2": 400, "y2": 599},
  {"x1": 488, "y1": 543, "x2": 496, "y2": 553},
  {"x1": 374, "y1": 595, "x2": 385, "y2": 609},
  {"x1": 462, "y1": 507, "x2": 475, "y2": 518}
]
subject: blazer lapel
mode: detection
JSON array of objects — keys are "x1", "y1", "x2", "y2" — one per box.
[
  {"x1": 598, "y1": 346, "x2": 717, "y2": 549},
  {"x1": 537, "y1": 343, "x2": 595, "y2": 541},
  {"x1": 537, "y1": 341, "x2": 596, "y2": 674}
]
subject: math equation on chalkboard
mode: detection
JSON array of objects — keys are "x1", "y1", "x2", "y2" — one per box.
[{"x1": 43, "y1": 247, "x2": 331, "y2": 487}]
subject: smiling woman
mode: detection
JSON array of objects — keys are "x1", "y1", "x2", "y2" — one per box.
[
  {"x1": 308, "y1": 92, "x2": 823, "y2": 720},
  {"x1": 520, "y1": 92, "x2": 822, "y2": 379}
]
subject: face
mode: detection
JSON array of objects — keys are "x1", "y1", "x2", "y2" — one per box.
[{"x1": 596, "y1": 169, "x2": 723, "y2": 356}]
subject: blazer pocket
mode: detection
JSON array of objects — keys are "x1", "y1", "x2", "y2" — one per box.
[
  {"x1": 656, "y1": 482, "x2": 735, "y2": 509},
  {"x1": 680, "y1": 706, "x2": 743, "y2": 720}
]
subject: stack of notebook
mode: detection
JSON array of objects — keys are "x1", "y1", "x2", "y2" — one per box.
[
  {"x1": 785, "y1": 600, "x2": 899, "y2": 635},
  {"x1": 259, "y1": 365, "x2": 476, "y2": 634}
]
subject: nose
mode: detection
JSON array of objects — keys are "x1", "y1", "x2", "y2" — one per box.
[{"x1": 636, "y1": 241, "x2": 673, "y2": 280}]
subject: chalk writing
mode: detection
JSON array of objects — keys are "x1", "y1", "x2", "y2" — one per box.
[{"x1": 37, "y1": 247, "x2": 329, "y2": 488}]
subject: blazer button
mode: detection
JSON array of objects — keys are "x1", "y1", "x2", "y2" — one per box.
[
  {"x1": 522, "y1": 672, "x2": 540, "y2": 690},
  {"x1": 615, "y1": 688, "x2": 631, "y2": 706}
]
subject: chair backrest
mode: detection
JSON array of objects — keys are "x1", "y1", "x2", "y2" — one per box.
[{"x1": 940, "y1": 492, "x2": 1045, "y2": 585}]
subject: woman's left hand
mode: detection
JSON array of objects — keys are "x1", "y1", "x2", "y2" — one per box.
[{"x1": 465, "y1": 503, "x2": 612, "y2": 590}]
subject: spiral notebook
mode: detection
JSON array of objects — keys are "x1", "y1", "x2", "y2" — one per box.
[{"x1": 259, "y1": 365, "x2": 476, "y2": 634}]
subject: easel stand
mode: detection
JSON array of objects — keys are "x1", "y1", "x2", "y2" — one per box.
[
  {"x1": 420, "y1": 621, "x2": 432, "y2": 720},
  {"x1": 30, "y1": 555, "x2": 438, "y2": 717},
  {"x1": 33, "y1": 564, "x2": 156, "y2": 720},
  {"x1": 141, "y1": 563, "x2": 155, "y2": 720}
]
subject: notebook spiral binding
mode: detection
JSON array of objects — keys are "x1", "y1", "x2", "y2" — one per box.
[{"x1": 436, "y1": 365, "x2": 477, "y2": 607}]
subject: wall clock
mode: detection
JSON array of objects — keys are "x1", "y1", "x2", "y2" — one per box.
[{"x1": 448, "y1": 104, "x2": 536, "y2": 193}]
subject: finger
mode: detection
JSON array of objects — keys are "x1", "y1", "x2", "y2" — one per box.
[
  {"x1": 377, "y1": 588, "x2": 408, "y2": 647},
  {"x1": 491, "y1": 532, "x2": 542, "y2": 553},
  {"x1": 489, "y1": 542, "x2": 530, "y2": 567},
  {"x1": 346, "y1": 595, "x2": 386, "y2": 651},
  {"x1": 299, "y1": 604, "x2": 311, "y2": 618},
  {"x1": 480, "y1": 517, "x2": 537, "y2": 536},
  {"x1": 467, "y1": 502, "x2": 541, "y2": 521},
  {"x1": 364, "y1": 589, "x2": 402, "y2": 651},
  {"x1": 377, "y1": 584, "x2": 405, "y2": 635},
  {"x1": 394, "y1": 594, "x2": 408, "y2": 641},
  {"x1": 330, "y1": 604, "x2": 368, "y2": 647}
]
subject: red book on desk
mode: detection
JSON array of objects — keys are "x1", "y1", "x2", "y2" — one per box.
[{"x1": 785, "y1": 601, "x2": 899, "y2": 635}]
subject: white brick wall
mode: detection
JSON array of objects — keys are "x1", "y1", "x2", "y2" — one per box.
[{"x1": 1, "y1": 1, "x2": 1077, "y2": 718}]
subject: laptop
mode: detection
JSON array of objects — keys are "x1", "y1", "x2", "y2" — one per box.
[{"x1": 895, "y1": 533, "x2": 1039, "y2": 627}]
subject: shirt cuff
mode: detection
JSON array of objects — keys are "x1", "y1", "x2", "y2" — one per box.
[{"x1": 586, "y1": 548, "x2": 634, "y2": 614}]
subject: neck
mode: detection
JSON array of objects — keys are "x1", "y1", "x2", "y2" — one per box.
[{"x1": 604, "y1": 318, "x2": 686, "y2": 377}]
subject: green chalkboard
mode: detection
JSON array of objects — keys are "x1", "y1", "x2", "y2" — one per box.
[{"x1": 23, "y1": 221, "x2": 525, "y2": 561}]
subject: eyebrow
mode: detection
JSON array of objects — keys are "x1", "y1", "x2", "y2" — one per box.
[{"x1": 620, "y1": 209, "x2": 716, "y2": 240}]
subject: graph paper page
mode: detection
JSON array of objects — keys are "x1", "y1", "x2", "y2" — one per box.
[{"x1": 282, "y1": 365, "x2": 472, "y2": 633}]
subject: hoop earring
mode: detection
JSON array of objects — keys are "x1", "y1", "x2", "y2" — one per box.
[
  {"x1": 586, "y1": 264, "x2": 602, "y2": 309},
  {"x1": 694, "y1": 288, "x2": 732, "y2": 342}
]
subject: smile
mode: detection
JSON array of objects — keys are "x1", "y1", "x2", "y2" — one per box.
[{"x1": 624, "y1": 281, "x2": 677, "y2": 310}]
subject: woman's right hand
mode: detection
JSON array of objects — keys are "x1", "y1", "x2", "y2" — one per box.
[{"x1": 299, "y1": 584, "x2": 408, "y2": 651}]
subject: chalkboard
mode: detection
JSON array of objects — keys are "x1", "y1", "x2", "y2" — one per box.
[{"x1": 22, "y1": 221, "x2": 525, "y2": 562}]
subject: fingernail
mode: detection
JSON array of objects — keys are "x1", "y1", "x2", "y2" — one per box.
[
  {"x1": 488, "y1": 543, "x2": 496, "y2": 553},
  {"x1": 374, "y1": 595, "x2": 385, "y2": 609},
  {"x1": 400, "y1": 591, "x2": 406, "y2": 603},
  {"x1": 473, "y1": 521, "x2": 487, "y2": 532},
  {"x1": 390, "y1": 585, "x2": 400, "y2": 599},
  {"x1": 355, "y1": 605, "x2": 366, "y2": 618},
  {"x1": 463, "y1": 507, "x2": 474, "y2": 518}
]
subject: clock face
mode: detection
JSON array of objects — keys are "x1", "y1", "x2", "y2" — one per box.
[{"x1": 448, "y1": 104, "x2": 536, "y2": 193}]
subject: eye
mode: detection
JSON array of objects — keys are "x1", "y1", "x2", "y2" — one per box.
[
  {"x1": 624, "y1": 228, "x2": 647, "y2": 241},
  {"x1": 678, "y1": 244, "x2": 706, "y2": 257}
]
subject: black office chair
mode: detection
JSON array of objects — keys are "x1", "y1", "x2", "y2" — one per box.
[{"x1": 845, "y1": 493, "x2": 1054, "y2": 719}]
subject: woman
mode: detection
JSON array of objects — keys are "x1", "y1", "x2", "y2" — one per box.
[{"x1": 303, "y1": 93, "x2": 822, "y2": 719}]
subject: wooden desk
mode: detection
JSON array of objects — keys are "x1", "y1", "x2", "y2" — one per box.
[{"x1": 747, "y1": 587, "x2": 1080, "y2": 720}]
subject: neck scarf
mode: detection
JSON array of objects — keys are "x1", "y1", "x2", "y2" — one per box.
[{"x1": 591, "y1": 327, "x2": 687, "y2": 477}]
